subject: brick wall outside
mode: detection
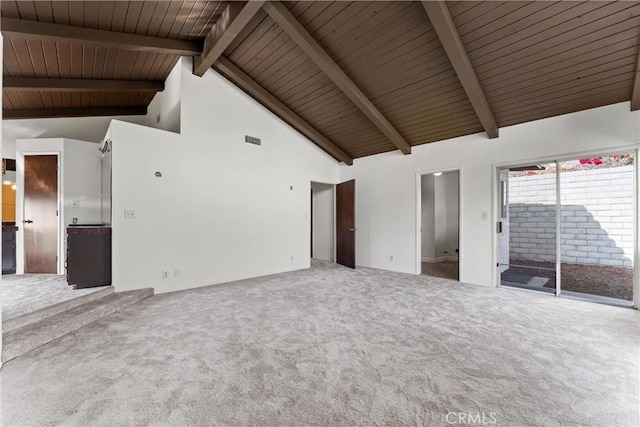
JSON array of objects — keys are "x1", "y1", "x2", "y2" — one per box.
[{"x1": 508, "y1": 166, "x2": 633, "y2": 267}]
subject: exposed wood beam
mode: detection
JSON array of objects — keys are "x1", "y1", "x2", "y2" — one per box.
[
  {"x1": 225, "y1": 9, "x2": 268, "y2": 56},
  {"x1": 194, "y1": 1, "x2": 266, "y2": 76},
  {"x1": 422, "y1": 1, "x2": 499, "y2": 138},
  {"x1": 262, "y1": 1, "x2": 412, "y2": 155},
  {"x1": 214, "y1": 57, "x2": 353, "y2": 165},
  {"x1": 631, "y1": 47, "x2": 640, "y2": 110},
  {"x1": 3, "y1": 77, "x2": 164, "y2": 93},
  {"x1": 1, "y1": 17, "x2": 200, "y2": 56},
  {"x1": 3, "y1": 107, "x2": 147, "y2": 120}
]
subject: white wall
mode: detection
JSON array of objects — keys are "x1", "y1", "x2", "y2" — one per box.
[
  {"x1": 2, "y1": 115, "x2": 147, "y2": 160},
  {"x1": 421, "y1": 174, "x2": 435, "y2": 260},
  {"x1": 311, "y1": 182, "x2": 334, "y2": 261},
  {"x1": 145, "y1": 58, "x2": 182, "y2": 133},
  {"x1": 339, "y1": 102, "x2": 639, "y2": 287},
  {"x1": 16, "y1": 138, "x2": 102, "y2": 274},
  {"x1": 62, "y1": 139, "x2": 102, "y2": 229},
  {"x1": 110, "y1": 57, "x2": 340, "y2": 294}
]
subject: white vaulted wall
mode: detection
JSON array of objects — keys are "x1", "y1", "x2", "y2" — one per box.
[
  {"x1": 339, "y1": 102, "x2": 639, "y2": 287},
  {"x1": 109, "y1": 58, "x2": 339, "y2": 294},
  {"x1": 108, "y1": 57, "x2": 638, "y2": 296}
]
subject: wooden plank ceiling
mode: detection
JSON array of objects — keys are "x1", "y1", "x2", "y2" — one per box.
[{"x1": 2, "y1": 1, "x2": 640, "y2": 163}]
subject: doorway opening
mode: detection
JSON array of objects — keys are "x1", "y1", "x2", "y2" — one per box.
[
  {"x1": 418, "y1": 170, "x2": 460, "y2": 281},
  {"x1": 497, "y1": 152, "x2": 635, "y2": 307},
  {"x1": 3, "y1": 158, "x2": 18, "y2": 274},
  {"x1": 310, "y1": 182, "x2": 335, "y2": 263}
]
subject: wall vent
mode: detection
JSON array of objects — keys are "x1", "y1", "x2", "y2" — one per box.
[{"x1": 244, "y1": 135, "x2": 262, "y2": 146}]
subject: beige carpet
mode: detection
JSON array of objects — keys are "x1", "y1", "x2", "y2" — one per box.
[
  {"x1": 1, "y1": 261, "x2": 638, "y2": 426},
  {"x1": 1, "y1": 275, "x2": 109, "y2": 321}
]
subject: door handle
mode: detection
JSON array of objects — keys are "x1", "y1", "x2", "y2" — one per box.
[
  {"x1": 22, "y1": 219, "x2": 33, "y2": 224},
  {"x1": 349, "y1": 228, "x2": 356, "y2": 232}
]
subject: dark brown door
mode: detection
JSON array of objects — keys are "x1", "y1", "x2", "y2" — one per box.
[
  {"x1": 336, "y1": 179, "x2": 356, "y2": 269},
  {"x1": 24, "y1": 155, "x2": 58, "y2": 273}
]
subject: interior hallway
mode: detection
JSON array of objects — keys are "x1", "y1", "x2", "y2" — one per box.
[{"x1": 1, "y1": 262, "x2": 637, "y2": 426}]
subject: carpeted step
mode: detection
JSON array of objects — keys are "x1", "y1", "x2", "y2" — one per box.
[
  {"x1": 1, "y1": 288, "x2": 154, "y2": 363},
  {"x1": 3, "y1": 286, "x2": 115, "y2": 333}
]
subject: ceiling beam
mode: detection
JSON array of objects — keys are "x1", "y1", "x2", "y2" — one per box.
[
  {"x1": 422, "y1": 1, "x2": 499, "y2": 138},
  {"x1": 3, "y1": 107, "x2": 147, "y2": 120},
  {"x1": 214, "y1": 57, "x2": 353, "y2": 165},
  {"x1": 631, "y1": 48, "x2": 640, "y2": 110},
  {"x1": 194, "y1": 1, "x2": 266, "y2": 76},
  {"x1": 1, "y1": 17, "x2": 200, "y2": 56},
  {"x1": 3, "y1": 77, "x2": 164, "y2": 93},
  {"x1": 263, "y1": 1, "x2": 412, "y2": 155}
]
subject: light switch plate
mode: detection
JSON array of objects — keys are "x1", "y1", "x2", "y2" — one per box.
[
  {"x1": 72, "y1": 200, "x2": 80, "y2": 208},
  {"x1": 124, "y1": 209, "x2": 135, "y2": 219}
]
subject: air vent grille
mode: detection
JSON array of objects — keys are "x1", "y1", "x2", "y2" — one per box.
[{"x1": 244, "y1": 135, "x2": 261, "y2": 146}]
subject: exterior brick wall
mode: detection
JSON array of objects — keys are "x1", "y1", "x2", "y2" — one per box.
[{"x1": 508, "y1": 166, "x2": 633, "y2": 267}]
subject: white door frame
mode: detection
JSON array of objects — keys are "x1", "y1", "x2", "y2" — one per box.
[
  {"x1": 415, "y1": 167, "x2": 463, "y2": 280},
  {"x1": 491, "y1": 146, "x2": 639, "y2": 308},
  {"x1": 16, "y1": 151, "x2": 63, "y2": 275}
]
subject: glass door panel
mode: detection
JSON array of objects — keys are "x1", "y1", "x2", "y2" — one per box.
[
  {"x1": 558, "y1": 154, "x2": 634, "y2": 303},
  {"x1": 499, "y1": 163, "x2": 557, "y2": 294}
]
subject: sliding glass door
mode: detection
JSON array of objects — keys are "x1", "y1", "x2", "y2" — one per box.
[{"x1": 498, "y1": 153, "x2": 635, "y2": 306}]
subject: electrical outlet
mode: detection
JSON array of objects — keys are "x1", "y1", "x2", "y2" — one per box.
[
  {"x1": 124, "y1": 209, "x2": 135, "y2": 219},
  {"x1": 162, "y1": 270, "x2": 169, "y2": 279},
  {"x1": 72, "y1": 199, "x2": 80, "y2": 208}
]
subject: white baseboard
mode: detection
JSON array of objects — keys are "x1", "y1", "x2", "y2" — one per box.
[{"x1": 422, "y1": 256, "x2": 459, "y2": 263}]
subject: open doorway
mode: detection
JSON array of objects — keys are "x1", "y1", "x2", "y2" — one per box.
[
  {"x1": 3, "y1": 159, "x2": 18, "y2": 274},
  {"x1": 419, "y1": 170, "x2": 460, "y2": 281},
  {"x1": 310, "y1": 182, "x2": 335, "y2": 262}
]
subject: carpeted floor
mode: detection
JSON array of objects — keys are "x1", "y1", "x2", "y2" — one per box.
[
  {"x1": 421, "y1": 260, "x2": 459, "y2": 280},
  {"x1": 1, "y1": 261, "x2": 638, "y2": 426},
  {"x1": 1, "y1": 275, "x2": 109, "y2": 320}
]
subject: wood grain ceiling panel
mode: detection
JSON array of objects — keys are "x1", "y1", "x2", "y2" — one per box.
[
  {"x1": 479, "y1": 18, "x2": 640, "y2": 91},
  {"x1": 2, "y1": 1, "x2": 184, "y2": 118},
  {"x1": 470, "y1": 2, "x2": 637, "y2": 73},
  {"x1": 288, "y1": 1, "x2": 481, "y2": 147},
  {"x1": 451, "y1": 1, "x2": 640, "y2": 129},
  {"x1": 228, "y1": 10, "x2": 391, "y2": 158},
  {"x1": 2, "y1": 1, "x2": 638, "y2": 158},
  {"x1": 1, "y1": 1, "x2": 227, "y2": 40},
  {"x1": 4, "y1": 89, "x2": 153, "y2": 111},
  {"x1": 446, "y1": 1, "x2": 484, "y2": 21},
  {"x1": 3, "y1": 38, "x2": 179, "y2": 81}
]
